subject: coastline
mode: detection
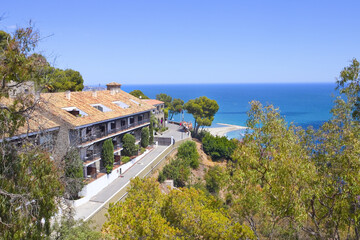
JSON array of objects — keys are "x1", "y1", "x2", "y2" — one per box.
[{"x1": 204, "y1": 123, "x2": 248, "y2": 137}]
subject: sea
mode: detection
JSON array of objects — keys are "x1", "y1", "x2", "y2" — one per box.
[{"x1": 110, "y1": 83, "x2": 336, "y2": 139}]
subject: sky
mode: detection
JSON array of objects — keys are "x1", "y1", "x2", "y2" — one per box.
[{"x1": 1, "y1": 1, "x2": 360, "y2": 85}]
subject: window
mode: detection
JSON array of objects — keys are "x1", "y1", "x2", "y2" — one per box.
[
  {"x1": 130, "y1": 117, "x2": 134, "y2": 124},
  {"x1": 62, "y1": 107, "x2": 88, "y2": 117},
  {"x1": 110, "y1": 121, "x2": 116, "y2": 129},
  {"x1": 91, "y1": 104, "x2": 112, "y2": 112},
  {"x1": 112, "y1": 101, "x2": 129, "y2": 109},
  {"x1": 121, "y1": 119, "x2": 126, "y2": 126},
  {"x1": 130, "y1": 99, "x2": 140, "y2": 105}
]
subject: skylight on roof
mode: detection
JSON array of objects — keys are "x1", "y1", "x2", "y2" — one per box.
[
  {"x1": 112, "y1": 101, "x2": 129, "y2": 109},
  {"x1": 90, "y1": 104, "x2": 112, "y2": 112},
  {"x1": 130, "y1": 99, "x2": 140, "y2": 105},
  {"x1": 62, "y1": 107, "x2": 88, "y2": 117}
]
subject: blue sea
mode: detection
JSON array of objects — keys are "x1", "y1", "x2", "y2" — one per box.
[{"x1": 119, "y1": 84, "x2": 337, "y2": 139}]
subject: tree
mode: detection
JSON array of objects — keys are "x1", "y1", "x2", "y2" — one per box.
[
  {"x1": 46, "y1": 68, "x2": 84, "y2": 92},
  {"x1": 52, "y1": 217, "x2": 101, "y2": 240},
  {"x1": 228, "y1": 101, "x2": 318, "y2": 239},
  {"x1": 336, "y1": 58, "x2": 360, "y2": 120},
  {"x1": 149, "y1": 115, "x2": 156, "y2": 144},
  {"x1": 103, "y1": 177, "x2": 254, "y2": 239},
  {"x1": 202, "y1": 133, "x2": 237, "y2": 161},
  {"x1": 169, "y1": 98, "x2": 184, "y2": 120},
  {"x1": 184, "y1": 96, "x2": 219, "y2": 135},
  {"x1": 156, "y1": 93, "x2": 172, "y2": 108},
  {"x1": 102, "y1": 139, "x2": 114, "y2": 174},
  {"x1": 63, "y1": 148, "x2": 84, "y2": 199},
  {"x1": 122, "y1": 133, "x2": 137, "y2": 156},
  {"x1": 129, "y1": 89, "x2": 149, "y2": 99},
  {"x1": 0, "y1": 26, "x2": 65, "y2": 238},
  {"x1": 140, "y1": 127, "x2": 149, "y2": 148}
]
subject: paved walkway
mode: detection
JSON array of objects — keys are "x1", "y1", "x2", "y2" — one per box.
[{"x1": 74, "y1": 123, "x2": 190, "y2": 221}]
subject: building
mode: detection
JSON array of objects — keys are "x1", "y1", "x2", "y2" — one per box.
[
  {"x1": 142, "y1": 99, "x2": 165, "y2": 127},
  {"x1": 40, "y1": 82, "x2": 154, "y2": 180}
]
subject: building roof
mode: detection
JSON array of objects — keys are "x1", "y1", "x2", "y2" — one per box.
[
  {"x1": 142, "y1": 99, "x2": 164, "y2": 106},
  {"x1": 0, "y1": 97, "x2": 60, "y2": 138},
  {"x1": 106, "y1": 82, "x2": 122, "y2": 86},
  {"x1": 40, "y1": 90, "x2": 155, "y2": 128}
]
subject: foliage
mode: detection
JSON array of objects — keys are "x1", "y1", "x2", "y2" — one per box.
[
  {"x1": 202, "y1": 133, "x2": 237, "y2": 161},
  {"x1": 0, "y1": 147, "x2": 63, "y2": 239},
  {"x1": 63, "y1": 148, "x2": 84, "y2": 200},
  {"x1": 184, "y1": 96, "x2": 219, "y2": 134},
  {"x1": 122, "y1": 133, "x2": 137, "y2": 156},
  {"x1": 169, "y1": 98, "x2": 184, "y2": 119},
  {"x1": 0, "y1": 26, "x2": 65, "y2": 238},
  {"x1": 161, "y1": 157, "x2": 191, "y2": 187},
  {"x1": 103, "y1": 177, "x2": 254, "y2": 239},
  {"x1": 102, "y1": 139, "x2": 114, "y2": 174},
  {"x1": 158, "y1": 141, "x2": 200, "y2": 187},
  {"x1": 149, "y1": 115, "x2": 155, "y2": 144},
  {"x1": 140, "y1": 127, "x2": 150, "y2": 148},
  {"x1": 52, "y1": 216, "x2": 101, "y2": 240},
  {"x1": 177, "y1": 140, "x2": 199, "y2": 169},
  {"x1": 156, "y1": 93, "x2": 172, "y2": 108},
  {"x1": 46, "y1": 68, "x2": 84, "y2": 92},
  {"x1": 129, "y1": 89, "x2": 149, "y2": 99},
  {"x1": 205, "y1": 165, "x2": 225, "y2": 195},
  {"x1": 159, "y1": 126, "x2": 168, "y2": 132},
  {"x1": 164, "y1": 107, "x2": 169, "y2": 119},
  {"x1": 121, "y1": 156, "x2": 130, "y2": 164},
  {"x1": 140, "y1": 147, "x2": 146, "y2": 154},
  {"x1": 191, "y1": 129, "x2": 208, "y2": 141},
  {"x1": 336, "y1": 58, "x2": 360, "y2": 120}
]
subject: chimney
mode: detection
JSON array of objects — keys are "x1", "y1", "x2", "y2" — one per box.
[
  {"x1": 92, "y1": 90, "x2": 97, "y2": 98},
  {"x1": 110, "y1": 89, "x2": 115, "y2": 95},
  {"x1": 65, "y1": 91, "x2": 71, "y2": 100},
  {"x1": 106, "y1": 82, "x2": 121, "y2": 93}
]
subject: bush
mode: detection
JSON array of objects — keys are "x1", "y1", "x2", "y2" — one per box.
[
  {"x1": 140, "y1": 147, "x2": 146, "y2": 154},
  {"x1": 63, "y1": 148, "x2": 84, "y2": 200},
  {"x1": 121, "y1": 156, "x2": 130, "y2": 164},
  {"x1": 102, "y1": 139, "x2": 114, "y2": 174},
  {"x1": 122, "y1": 133, "x2": 137, "y2": 156},
  {"x1": 161, "y1": 157, "x2": 190, "y2": 187},
  {"x1": 149, "y1": 115, "x2": 156, "y2": 144},
  {"x1": 158, "y1": 172, "x2": 165, "y2": 183},
  {"x1": 202, "y1": 134, "x2": 237, "y2": 161},
  {"x1": 191, "y1": 129, "x2": 208, "y2": 141},
  {"x1": 205, "y1": 166, "x2": 225, "y2": 195},
  {"x1": 141, "y1": 127, "x2": 150, "y2": 147},
  {"x1": 160, "y1": 127, "x2": 168, "y2": 132},
  {"x1": 177, "y1": 141, "x2": 199, "y2": 169}
]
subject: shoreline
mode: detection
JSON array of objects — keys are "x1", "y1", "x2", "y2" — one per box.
[{"x1": 204, "y1": 123, "x2": 248, "y2": 137}]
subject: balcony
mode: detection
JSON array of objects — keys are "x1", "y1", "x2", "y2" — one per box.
[{"x1": 79, "y1": 118, "x2": 150, "y2": 147}]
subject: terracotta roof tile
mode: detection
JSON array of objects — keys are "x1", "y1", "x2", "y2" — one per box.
[
  {"x1": 40, "y1": 90, "x2": 154, "y2": 127},
  {"x1": 142, "y1": 99, "x2": 164, "y2": 106}
]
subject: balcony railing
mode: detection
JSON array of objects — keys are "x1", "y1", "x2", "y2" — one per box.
[
  {"x1": 79, "y1": 118, "x2": 150, "y2": 144},
  {"x1": 85, "y1": 151, "x2": 101, "y2": 161}
]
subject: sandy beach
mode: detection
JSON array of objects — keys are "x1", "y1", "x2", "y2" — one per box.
[{"x1": 205, "y1": 123, "x2": 248, "y2": 137}]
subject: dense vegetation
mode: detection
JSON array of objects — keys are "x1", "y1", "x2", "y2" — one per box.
[
  {"x1": 156, "y1": 93, "x2": 184, "y2": 120},
  {"x1": 158, "y1": 141, "x2": 199, "y2": 187},
  {"x1": 103, "y1": 177, "x2": 255, "y2": 239},
  {"x1": 0, "y1": 26, "x2": 96, "y2": 238},
  {"x1": 202, "y1": 133, "x2": 237, "y2": 161}
]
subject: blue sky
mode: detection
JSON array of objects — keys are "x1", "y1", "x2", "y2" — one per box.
[{"x1": 1, "y1": 1, "x2": 360, "y2": 85}]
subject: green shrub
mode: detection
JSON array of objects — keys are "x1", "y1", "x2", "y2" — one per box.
[
  {"x1": 205, "y1": 166, "x2": 225, "y2": 195},
  {"x1": 63, "y1": 148, "x2": 84, "y2": 200},
  {"x1": 122, "y1": 134, "x2": 137, "y2": 156},
  {"x1": 160, "y1": 127, "x2": 168, "y2": 132},
  {"x1": 141, "y1": 127, "x2": 150, "y2": 147},
  {"x1": 158, "y1": 172, "x2": 165, "y2": 183},
  {"x1": 177, "y1": 141, "x2": 199, "y2": 169},
  {"x1": 102, "y1": 139, "x2": 114, "y2": 174},
  {"x1": 149, "y1": 115, "x2": 156, "y2": 144},
  {"x1": 121, "y1": 156, "x2": 130, "y2": 164},
  {"x1": 140, "y1": 147, "x2": 146, "y2": 154},
  {"x1": 202, "y1": 134, "x2": 237, "y2": 161},
  {"x1": 161, "y1": 157, "x2": 190, "y2": 187}
]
